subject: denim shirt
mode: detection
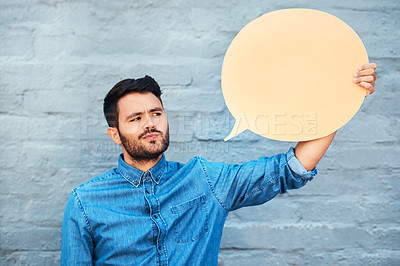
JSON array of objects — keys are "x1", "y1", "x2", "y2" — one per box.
[{"x1": 61, "y1": 147, "x2": 317, "y2": 265}]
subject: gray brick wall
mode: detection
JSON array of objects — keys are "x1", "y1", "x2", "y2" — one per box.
[{"x1": 1, "y1": 0, "x2": 399, "y2": 265}]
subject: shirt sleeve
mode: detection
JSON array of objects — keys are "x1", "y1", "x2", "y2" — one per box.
[
  {"x1": 61, "y1": 189, "x2": 94, "y2": 265},
  {"x1": 198, "y1": 147, "x2": 317, "y2": 213}
]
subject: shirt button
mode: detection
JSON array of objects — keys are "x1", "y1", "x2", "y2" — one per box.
[
  {"x1": 146, "y1": 190, "x2": 150, "y2": 194},
  {"x1": 155, "y1": 178, "x2": 159, "y2": 182},
  {"x1": 134, "y1": 181, "x2": 139, "y2": 185},
  {"x1": 153, "y1": 215, "x2": 158, "y2": 219},
  {"x1": 158, "y1": 246, "x2": 162, "y2": 250}
]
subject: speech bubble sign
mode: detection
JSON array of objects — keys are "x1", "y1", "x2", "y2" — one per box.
[{"x1": 222, "y1": 9, "x2": 368, "y2": 141}]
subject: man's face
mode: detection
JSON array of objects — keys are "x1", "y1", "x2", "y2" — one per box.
[{"x1": 116, "y1": 92, "x2": 169, "y2": 162}]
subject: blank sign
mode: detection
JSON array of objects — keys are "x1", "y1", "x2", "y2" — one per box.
[{"x1": 222, "y1": 8, "x2": 368, "y2": 141}]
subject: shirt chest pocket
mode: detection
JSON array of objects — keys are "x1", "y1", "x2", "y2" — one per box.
[{"x1": 170, "y1": 194, "x2": 209, "y2": 243}]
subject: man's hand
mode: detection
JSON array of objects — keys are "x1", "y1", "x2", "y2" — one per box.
[
  {"x1": 353, "y1": 63, "x2": 377, "y2": 97},
  {"x1": 294, "y1": 63, "x2": 378, "y2": 171}
]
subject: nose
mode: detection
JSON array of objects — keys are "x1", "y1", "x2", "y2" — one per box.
[{"x1": 144, "y1": 114, "x2": 156, "y2": 130}]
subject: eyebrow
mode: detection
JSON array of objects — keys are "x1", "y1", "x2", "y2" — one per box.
[{"x1": 125, "y1": 107, "x2": 164, "y2": 121}]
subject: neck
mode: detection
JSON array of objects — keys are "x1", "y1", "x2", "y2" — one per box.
[{"x1": 123, "y1": 153, "x2": 162, "y2": 172}]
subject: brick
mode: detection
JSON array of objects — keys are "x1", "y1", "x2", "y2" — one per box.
[
  {"x1": 218, "y1": 249, "x2": 293, "y2": 266},
  {"x1": 0, "y1": 1, "x2": 59, "y2": 26},
  {"x1": 218, "y1": 248, "x2": 400, "y2": 265},
  {"x1": 295, "y1": 196, "x2": 400, "y2": 224},
  {"x1": 188, "y1": 8, "x2": 261, "y2": 34},
  {"x1": 318, "y1": 143, "x2": 400, "y2": 170},
  {"x1": 0, "y1": 250, "x2": 61, "y2": 266},
  {"x1": 192, "y1": 111, "x2": 236, "y2": 141},
  {"x1": 163, "y1": 89, "x2": 226, "y2": 112},
  {"x1": 227, "y1": 195, "x2": 300, "y2": 224},
  {"x1": 165, "y1": 111, "x2": 195, "y2": 142},
  {"x1": 370, "y1": 226, "x2": 400, "y2": 250},
  {"x1": 220, "y1": 223, "x2": 373, "y2": 250},
  {"x1": 0, "y1": 227, "x2": 60, "y2": 251},
  {"x1": 294, "y1": 168, "x2": 400, "y2": 197},
  {"x1": 329, "y1": 10, "x2": 400, "y2": 59},
  {"x1": 0, "y1": 90, "x2": 23, "y2": 113},
  {"x1": 18, "y1": 141, "x2": 95, "y2": 174},
  {"x1": 0, "y1": 190, "x2": 67, "y2": 228},
  {"x1": 0, "y1": 25, "x2": 35, "y2": 59},
  {"x1": 0, "y1": 63, "x2": 64, "y2": 93},
  {"x1": 22, "y1": 89, "x2": 90, "y2": 114},
  {"x1": 337, "y1": 112, "x2": 397, "y2": 143},
  {"x1": 15, "y1": 113, "x2": 108, "y2": 141},
  {"x1": 0, "y1": 142, "x2": 20, "y2": 170},
  {"x1": 368, "y1": 59, "x2": 400, "y2": 94}
]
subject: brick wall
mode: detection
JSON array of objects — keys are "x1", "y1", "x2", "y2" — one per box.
[{"x1": 1, "y1": 0, "x2": 399, "y2": 265}]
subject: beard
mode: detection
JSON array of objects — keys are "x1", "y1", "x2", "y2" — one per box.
[{"x1": 118, "y1": 126, "x2": 169, "y2": 162}]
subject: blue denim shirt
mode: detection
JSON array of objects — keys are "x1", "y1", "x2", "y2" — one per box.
[{"x1": 61, "y1": 147, "x2": 317, "y2": 265}]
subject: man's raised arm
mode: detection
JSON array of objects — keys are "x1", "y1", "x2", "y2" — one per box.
[{"x1": 293, "y1": 63, "x2": 377, "y2": 171}]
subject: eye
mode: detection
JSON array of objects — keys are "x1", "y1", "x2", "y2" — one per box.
[
  {"x1": 153, "y1": 112, "x2": 162, "y2": 116},
  {"x1": 130, "y1": 117, "x2": 141, "y2": 122}
]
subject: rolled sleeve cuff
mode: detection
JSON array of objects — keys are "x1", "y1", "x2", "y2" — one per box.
[{"x1": 286, "y1": 147, "x2": 317, "y2": 180}]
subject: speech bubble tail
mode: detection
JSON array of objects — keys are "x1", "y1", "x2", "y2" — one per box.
[{"x1": 224, "y1": 120, "x2": 248, "y2": 141}]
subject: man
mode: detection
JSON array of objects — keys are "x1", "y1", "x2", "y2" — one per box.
[{"x1": 61, "y1": 63, "x2": 377, "y2": 265}]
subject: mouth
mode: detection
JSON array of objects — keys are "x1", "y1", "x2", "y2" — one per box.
[{"x1": 142, "y1": 133, "x2": 160, "y2": 140}]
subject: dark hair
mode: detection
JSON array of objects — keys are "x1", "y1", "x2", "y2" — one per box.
[{"x1": 103, "y1": 75, "x2": 163, "y2": 128}]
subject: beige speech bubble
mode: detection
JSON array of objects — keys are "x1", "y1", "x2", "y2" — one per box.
[{"x1": 222, "y1": 8, "x2": 369, "y2": 142}]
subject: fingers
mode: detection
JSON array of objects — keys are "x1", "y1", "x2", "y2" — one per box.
[
  {"x1": 356, "y1": 63, "x2": 377, "y2": 80},
  {"x1": 358, "y1": 81, "x2": 375, "y2": 92},
  {"x1": 354, "y1": 68, "x2": 375, "y2": 78},
  {"x1": 354, "y1": 80, "x2": 375, "y2": 97},
  {"x1": 354, "y1": 63, "x2": 377, "y2": 97},
  {"x1": 358, "y1": 63, "x2": 377, "y2": 71},
  {"x1": 364, "y1": 85, "x2": 375, "y2": 97},
  {"x1": 354, "y1": 76, "x2": 375, "y2": 87}
]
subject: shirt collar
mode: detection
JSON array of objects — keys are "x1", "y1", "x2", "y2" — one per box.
[{"x1": 117, "y1": 153, "x2": 167, "y2": 187}]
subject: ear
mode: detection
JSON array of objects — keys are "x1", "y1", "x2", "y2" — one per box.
[{"x1": 107, "y1": 127, "x2": 122, "y2": 145}]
